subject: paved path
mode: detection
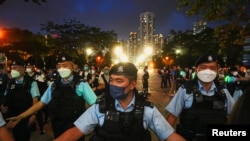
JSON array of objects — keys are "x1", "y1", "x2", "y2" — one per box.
[{"x1": 31, "y1": 68, "x2": 175, "y2": 141}]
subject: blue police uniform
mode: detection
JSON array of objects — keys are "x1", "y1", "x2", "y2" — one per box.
[
  {"x1": 14, "y1": 77, "x2": 40, "y2": 98},
  {"x1": 40, "y1": 75, "x2": 97, "y2": 105},
  {"x1": 166, "y1": 80, "x2": 235, "y2": 117},
  {"x1": 0, "y1": 111, "x2": 6, "y2": 127},
  {"x1": 74, "y1": 95, "x2": 175, "y2": 141},
  {"x1": 4, "y1": 74, "x2": 40, "y2": 141}
]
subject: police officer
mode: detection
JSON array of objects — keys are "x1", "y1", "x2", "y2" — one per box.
[
  {"x1": 53, "y1": 62, "x2": 186, "y2": 141},
  {"x1": 165, "y1": 53, "x2": 235, "y2": 141},
  {"x1": 94, "y1": 64, "x2": 110, "y2": 96},
  {"x1": 224, "y1": 66, "x2": 250, "y2": 101},
  {"x1": 25, "y1": 58, "x2": 49, "y2": 134},
  {"x1": 1, "y1": 59, "x2": 40, "y2": 141},
  {"x1": 142, "y1": 65, "x2": 149, "y2": 94},
  {"x1": 6, "y1": 55, "x2": 97, "y2": 140}
]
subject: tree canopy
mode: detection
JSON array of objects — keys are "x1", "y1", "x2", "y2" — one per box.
[
  {"x1": 176, "y1": 0, "x2": 250, "y2": 64},
  {"x1": 177, "y1": 0, "x2": 250, "y2": 22}
]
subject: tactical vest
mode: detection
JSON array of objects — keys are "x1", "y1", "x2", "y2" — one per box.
[
  {"x1": 177, "y1": 79, "x2": 227, "y2": 139},
  {"x1": 28, "y1": 72, "x2": 48, "y2": 95},
  {"x1": 92, "y1": 90, "x2": 153, "y2": 141},
  {"x1": 4, "y1": 76, "x2": 33, "y2": 117},
  {"x1": 47, "y1": 75, "x2": 86, "y2": 120},
  {"x1": 95, "y1": 74, "x2": 109, "y2": 96}
]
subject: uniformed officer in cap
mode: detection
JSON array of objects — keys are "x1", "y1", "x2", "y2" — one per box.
[
  {"x1": 1, "y1": 59, "x2": 40, "y2": 141},
  {"x1": 53, "y1": 62, "x2": 186, "y2": 141},
  {"x1": 165, "y1": 53, "x2": 235, "y2": 141},
  {"x1": 6, "y1": 55, "x2": 97, "y2": 141},
  {"x1": 25, "y1": 57, "x2": 49, "y2": 134}
]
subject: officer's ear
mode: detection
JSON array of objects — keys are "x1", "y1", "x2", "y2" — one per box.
[{"x1": 130, "y1": 80, "x2": 137, "y2": 90}]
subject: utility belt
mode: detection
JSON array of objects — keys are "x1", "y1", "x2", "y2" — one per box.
[{"x1": 176, "y1": 124, "x2": 206, "y2": 141}]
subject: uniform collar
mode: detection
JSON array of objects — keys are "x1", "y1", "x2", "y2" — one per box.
[
  {"x1": 197, "y1": 80, "x2": 217, "y2": 96},
  {"x1": 114, "y1": 94, "x2": 135, "y2": 112},
  {"x1": 15, "y1": 76, "x2": 24, "y2": 83},
  {"x1": 60, "y1": 75, "x2": 74, "y2": 84}
]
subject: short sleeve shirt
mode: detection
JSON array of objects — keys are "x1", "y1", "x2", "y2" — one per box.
[
  {"x1": 74, "y1": 95, "x2": 175, "y2": 141},
  {"x1": 4, "y1": 76, "x2": 40, "y2": 98},
  {"x1": 166, "y1": 80, "x2": 235, "y2": 117},
  {"x1": 0, "y1": 111, "x2": 5, "y2": 127},
  {"x1": 40, "y1": 75, "x2": 97, "y2": 105}
]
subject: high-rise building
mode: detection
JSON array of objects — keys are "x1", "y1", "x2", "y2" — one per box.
[
  {"x1": 129, "y1": 32, "x2": 138, "y2": 62},
  {"x1": 139, "y1": 12, "x2": 155, "y2": 49},
  {"x1": 193, "y1": 20, "x2": 207, "y2": 35}
]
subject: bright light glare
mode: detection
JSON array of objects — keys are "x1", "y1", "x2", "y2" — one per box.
[
  {"x1": 120, "y1": 54, "x2": 128, "y2": 62},
  {"x1": 137, "y1": 55, "x2": 145, "y2": 63},
  {"x1": 114, "y1": 46, "x2": 122, "y2": 55},
  {"x1": 144, "y1": 46, "x2": 153, "y2": 55},
  {"x1": 86, "y1": 48, "x2": 93, "y2": 55},
  {"x1": 176, "y1": 49, "x2": 181, "y2": 54}
]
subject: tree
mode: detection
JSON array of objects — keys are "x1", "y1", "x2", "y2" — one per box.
[
  {"x1": 177, "y1": 0, "x2": 250, "y2": 22},
  {"x1": 41, "y1": 18, "x2": 117, "y2": 65},
  {"x1": 164, "y1": 28, "x2": 220, "y2": 67},
  {"x1": 177, "y1": 0, "x2": 250, "y2": 64},
  {"x1": 0, "y1": 28, "x2": 47, "y2": 61}
]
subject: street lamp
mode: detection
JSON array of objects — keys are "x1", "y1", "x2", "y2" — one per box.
[
  {"x1": 175, "y1": 49, "x2": 181, "y2": 56},
  {"x1": 113, "y1": 46, "x2": 123, "y2": 63},
  {"x1": 86, "y1": 48, "x2": 93, "y2": 63},
  {"x1": 144, "y1": 46, "x2": 153, "y2": 56}
]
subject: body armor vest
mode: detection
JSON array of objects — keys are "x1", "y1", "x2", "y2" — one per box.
[
  {"x1": 178, "y1": 80, "x2": 227, "y2": 139},
  {"x1": 4, "y1": 76, "x2": 33, "y2": 117},
  {"x1": 48, "y1": 76, "x2": 86, "y2": 120},
  {"x1": 92, "y1": 91, "x2": 153, "y2": 141},
  {"x1": 29, "y1": 72, "x2": 48, "y2": 95},
  {"x1": 47, "y1": 75, "x2": 86, "y2": 141}
]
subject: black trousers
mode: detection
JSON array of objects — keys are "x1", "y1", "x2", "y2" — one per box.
[
  {"x1": 12, "y1": 118, "x2": 32, "y2": 141},
  {"x1": 51, "y1": 118, "x2": 85, "y2": 141}
]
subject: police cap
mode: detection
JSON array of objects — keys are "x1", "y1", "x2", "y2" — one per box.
[
  {"x1": 25, "y1": 58, "x2": 35, "y2": 66},
  {"x1": 56, "y1": 55, "x2": 73, "y2": 63},
  {"x1": 195, "y1": 53, "x2": 217, "y2": 67},
  {"x1": 110, "y1": 62, "x2": 138, "y2": 76},
  {"x1": 11, "y1": 60, "x2": 25, "y2": 66}
]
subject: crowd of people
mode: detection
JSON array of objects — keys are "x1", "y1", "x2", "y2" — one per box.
[
  {"x1": 0, "y1": 53, "x2": 249, "y2": 141},
  {"x1": 158, "y1": 60, "x2": 250, "y2": 101}
]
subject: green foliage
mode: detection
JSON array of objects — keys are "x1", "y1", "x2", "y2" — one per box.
[
  {"x1": 177, "y1": 0, "x2": 250, "y2": 22},
  {"x1": 176, "y1": 0, "x2": 250, "y2": 66},
  {"x1": 40, "y1": 18, "x2": 117, "y2": 65},
  {"x1": 0, "y1": 18, "x2": 117, "y2": 67}
]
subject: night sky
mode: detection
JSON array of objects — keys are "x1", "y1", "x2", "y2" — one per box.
[{"x1": 1, "y1": 0, "x2": 207, "y2": 40}]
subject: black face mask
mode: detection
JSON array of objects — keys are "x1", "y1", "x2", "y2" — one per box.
[{"x1": 109, "y1": 83, "x2": 130, "y2": 99}]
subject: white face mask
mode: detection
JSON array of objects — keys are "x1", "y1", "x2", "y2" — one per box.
[
  {"x1": 197, "y1": 69, "x2": 217, "y2": 83},
  {"x1": 11, "y1": 70, "x2": 21, "y2": 78},
  {"x1": 57, "y1": 68, "x2": 72, "y2": 78},
  {"x1": 232, "y1": 71, "x2": 238, "y2": 76},
  {"x1": 26, "y1": 68, "x2": 33, "y2": 73}
]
